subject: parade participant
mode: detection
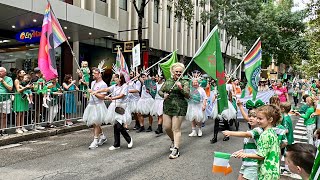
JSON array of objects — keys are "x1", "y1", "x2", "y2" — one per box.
[
  {"x1": 295, "y1": 96, "x2": 316, "y2": 144},
  {"x1": 63, "y1": 74, "x2": 79, "y2": 127},
  {"x1": 186, "y1": 71, "x2": 207, "y2": 137},
  {"x1": 314, "y1": 129, "x2": 320, "y2": 148},
  {"x1": 127, "y1": 71, "x2": 141, "y2": 131},
  {"x1": 233, "y1": 78, "x2": 242, "y2": 97},
  {"x1": 93, "y1": 74, "x2": 133, "y2": 150},
  {"x1": 292, "y1": 86, "x2": 300, "y2": 108},
  {"x1": 14, "y1": 70, "x2": 32, "y2": 133},
  {"x1": 223, "y1": 107, "x2": 263, "y2": 180},
  {"x1": 151, "y1": 73, "x2": 165, "y2": 134},
  {"x1": 83, "y1": 66, "x2": 108, "y2": 150},
  {"x1": 136, "y1": 73, "x2": 155, "y2": 132},
  {"x1": 237, "y1": 99, "x2": 265, "y2": 129},
  {"x1": 158, "y1": 62, "x2": 189, "y2": 159},
  {"x1": 274, "y1": 80, "x2": 289, "y2": 103},
  {"x1": 285, "y1": 143, "x2": 317, "y2": 180},
  {"x1": 258, "y1": 78, "x2": 269, "y2": 91},
  {"x1": 233, "y1": 105, "x2": 281, "y2": 180}
]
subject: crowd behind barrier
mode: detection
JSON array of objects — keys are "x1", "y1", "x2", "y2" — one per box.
[{"x1": 0, "y1": 90, "x2": 90, "y2": 134}]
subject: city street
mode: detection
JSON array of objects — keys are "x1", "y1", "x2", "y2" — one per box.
[{"x1": 0, "y1": 119, "x2": 245, "y2": 180}]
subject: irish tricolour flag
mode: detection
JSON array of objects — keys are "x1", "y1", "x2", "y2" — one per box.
[{"x1": 212, "y1": 152, "x2": 233, "y2": 175}]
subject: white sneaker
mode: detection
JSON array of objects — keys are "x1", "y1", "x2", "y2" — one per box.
[
  {"x1": 97, "y1": 136, "x2": 107, "y2": 146},
  {"x1": 109, "y1": 146, "x2": 120, "y2": 150},
  {"x1": 88, "y1": 140, "x2": 98, "y2": 150},
  {"x1": 16, "y1": 128, "x2": 24, "y2": 134},
  {"x1": 188, "y1": 130, "x2": 197, "y2": 137},
  {"x1": 198, "y1": 129, "x2": 203, "y2": 137},
  {"x1": 21, "y1": 127, "x2": 28, "y2": 132},
  {"x1": 128, "y1": 138, "x2": 133, "y2": 149},
  {"x1": 36, "y1": 126, "x2": 45, "y2": 130}
]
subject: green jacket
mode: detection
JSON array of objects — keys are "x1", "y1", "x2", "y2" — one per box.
[{"x1": 301, "y1": 107, "x2": 316, "y2": 126}]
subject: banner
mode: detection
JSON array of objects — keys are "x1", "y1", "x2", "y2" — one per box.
[
  {"x1": 237, "y1": 90, "x2": 274, "y2": 119},
  {"x1": 132, "y1": 44, "x2": 141, "y2": 68}
]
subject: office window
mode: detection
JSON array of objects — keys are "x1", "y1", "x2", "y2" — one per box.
[
  {"x1": 119, "y1": 0, "x2": 127, "y2": 11},
  {"x1": 196, "y1": 22, "x2": 199, "y2": 39},
  {"x1": 225, "y1": 32, "x2": 228, "y2": 42},
  {"x1": 154, "y1": 0, "x2": 159, "y2": 23},
  {"x1": 203, "y1": 25, "x2": 206, "y2": 41},
  {"x1": 220, "y1": 31, "x2": 223, "y2": 40},
  {"x1": 167, "y1": 6, "x2": 171, "y2": 28},
  {"x1": 187, "y1": 27, "x2": 190, "y2": 36},
  {"x1": 232, "y1": 39, "x2": 236, "y2": 47},
  {"x1": 178, "y1": 19, "x2": 181, "y2": 32},
  {"x1": 237, "y1": 41, "x2": 241, "y2": 49}
]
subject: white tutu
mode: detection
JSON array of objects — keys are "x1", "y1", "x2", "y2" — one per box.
[
  {"x1": 128, "y1": 100, "x2": 138, "y2": 113},
  {"x1": 106, "y1": 102, "x2": 132, "y2": 125},
  {"x1": 83, "y1": 103, "x2": 108, "y2": 126},
  {"x1": 210, "y1": 101, "x2": 218, "y2": 120},
  {"x1": 136, "y1": 98, "x2": 154, "y2": 115},
  {"x1": 151, "y1": 99, "x2": 164, "y2": 116},
  {"x1": 221, "y1": 101, "x2": 237, "y2": 121},
  {"x1": 186, "y1": 102, "x2": 207, "y2": 122}
]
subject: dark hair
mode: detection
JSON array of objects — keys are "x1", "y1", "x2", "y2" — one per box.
[
  {"x1": 16, "y1": 69, "x2": 25, "y2": 81},
  {"x1": 256, "y1": 104, "x2": 282, "y2": 126},
  {"x1": 302, "y1": 94, "x2": 309, "y2": 102},
  {"x1": 286, "y1": 143, "x2": 317, "y2": 175},
  {"x1": 24, "y1": 74, "x2": 31, "y2": 81},
  {"x1": 114, "y1": 74, "x2": 126, "y2": 85},
  {"x1": 269, "y1": 96, "x2": 280, "y2": 107},
  {"x1": 63, "y1": 74, "x2": 72, "y2": 84},
  {"x1": 91, "y1": 67, "x2": 100, "y2": 73},
  {"x1": 280, "y1": 102, "x2": 291, "y2": 113},
  {"x1": 315, "y1": 129, "x2": 320, "y2": 139}
]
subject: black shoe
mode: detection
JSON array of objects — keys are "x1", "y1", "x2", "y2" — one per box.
[
  {"x1": 136, "y1": 126, "x2": 145, "y2": 133},
  {"x1": 155, "y1": 128, "x2": 163, "y2": 134},
  {"x1": 223, "y1": 136, "x2": 230, "y2": 141},
  {"x1": 169, "y1": 147, "x2": 180, "y2": 159},
  {"x1": 210, "y1": 137, "x2": 217, "y2": 144},
  {"x1": 133, "y1": 124, "x2": 140, "y2": 130},
  {"x1": 146, "y1": 126, "x2": 152, "y2": 132}
]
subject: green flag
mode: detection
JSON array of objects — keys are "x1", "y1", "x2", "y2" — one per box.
[
  {"x1": 309, "y1": 146, "x2": 320, "y2": 180},
  {"x1": 242, "y1": 39, "x2": 262, "y2": 101},
  {"x1": 160, "y1": 50, "x2": 177, "y2": 79},
  {"x1": 193, "y1": 26, "x2": 228, "y2": 114}
]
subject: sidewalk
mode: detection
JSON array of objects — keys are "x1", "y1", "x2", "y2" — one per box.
[{"x1": 0, "y1": 121, "x2": 88, "y2": 146}]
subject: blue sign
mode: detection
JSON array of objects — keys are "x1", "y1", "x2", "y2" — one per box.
[{"x1": 15, "y1": 27, "x2": 42, "y2": 43}]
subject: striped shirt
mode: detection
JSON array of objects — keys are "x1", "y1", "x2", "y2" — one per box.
[{"x1": 243, "y1": 127, "x2": 264, "y2": 166}]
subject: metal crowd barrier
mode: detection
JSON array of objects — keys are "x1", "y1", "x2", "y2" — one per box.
[{"x1": 0, "y1": 90, "x2": 88, "y2": 133}]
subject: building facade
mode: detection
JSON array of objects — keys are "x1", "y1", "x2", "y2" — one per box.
[{"x1": 0, "y1": 0, "x2": 244, "y2": 81}]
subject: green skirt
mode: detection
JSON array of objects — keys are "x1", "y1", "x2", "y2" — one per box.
[{"x1": 13, "y1": 93, "x2": 29, "y2": 112}]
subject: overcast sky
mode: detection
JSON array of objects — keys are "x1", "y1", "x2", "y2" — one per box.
[{"x1": 292, "y1": 0, "x2": 310, "y2": 11}]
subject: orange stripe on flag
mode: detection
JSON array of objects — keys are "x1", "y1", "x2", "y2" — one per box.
[{"x1": 212, "y1": 165, "x2": 232, "y2": 175}]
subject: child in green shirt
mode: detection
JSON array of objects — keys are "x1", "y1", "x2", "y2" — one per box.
[{"x1": 234, "y1": 105, "x2": 281, "y2": 180}]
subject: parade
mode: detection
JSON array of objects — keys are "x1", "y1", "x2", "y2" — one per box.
[{"x1": 0, "y1": 0, "x2": 320, "y2": 180}]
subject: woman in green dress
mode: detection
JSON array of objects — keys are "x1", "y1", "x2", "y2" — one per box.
[
  {"x1": 158, "y1": 62, "x2": 189, "y2": 159},
  {"x1": 14, "y1": 70, "x2": 32, "y2": 134}
]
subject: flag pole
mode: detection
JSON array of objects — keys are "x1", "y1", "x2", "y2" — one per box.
[
  {"x1": 230, "y1": 37, "x2": 261, "y2": 77},
  {"x1": 145, "y1": 50, "x2": 176, "y2": 71}
]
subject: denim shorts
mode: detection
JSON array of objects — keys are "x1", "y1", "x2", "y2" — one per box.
[{"x1": 239, "y1": 165, "x2": 258, "y2": 180}]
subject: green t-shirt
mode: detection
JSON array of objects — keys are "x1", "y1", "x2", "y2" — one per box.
[
  {"x1": 299, "y1": 103, "x2": 309, "y2": 114},
  {"x1": 48, "y1": 83, "x2": 61, "y2": 106},
  {"x1": 282, "y1": 115, "x2": 294, "y2": 145},
  {"x1": 0, "y1": 76, "x2": 13, "y2": 101},
  {"x1": 301, "y1": 107, "x2": 316, "y2": 126},
  {"x1": 243, "y1": 127, "x2": 263, "y2": 166},
  {"x1": 257, "y1": 128, "x2": 280, "y2": 180}
]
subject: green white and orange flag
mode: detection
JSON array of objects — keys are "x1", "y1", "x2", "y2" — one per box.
[
  {"x1": 193, "y1": 25, "x2": 228, "y2": 114},
  {"x1": 310, "y1": 146, "x2": 320, "y2": 180},
  {"x1": 212, "y1": 152, "x2": 233, "y2": 175},
  {"x1": 241, "y1": 38, "x2": 262, "y2": 101}
]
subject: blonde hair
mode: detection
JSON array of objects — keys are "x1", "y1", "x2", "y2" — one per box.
[
  {"x1": 170, "y1": 62, "x2": 185, "y2": 76},
  {"x1": 256, "y1": 104, "x2": 282, "y2": 126},
  {"x1": 280, "y1": 102, "x2": 291, "y2": 113}
]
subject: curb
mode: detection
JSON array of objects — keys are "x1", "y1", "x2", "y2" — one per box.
[{"x1": 0, "y1": 123, "x2": 88, "y2": 146}]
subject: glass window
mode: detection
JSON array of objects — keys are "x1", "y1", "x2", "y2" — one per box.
[
  {"x1": 203, "y1": 25, "x2": 206, "y2": 41},
  {"x1": 196, "y1": 22, "x2": 199, "y2": 39},
  {"x1": 154, "y1": 0, "x2": 159, "y2": 23},
  {"x1": 119, "y1": 0, "x2": 127, "y2": 11},
  {"x1": 177, "y1": 19, "x2": 181, "y2": 32},
  {"x1": 167, "y1": 6, "x2": 171, "y2": 28}
]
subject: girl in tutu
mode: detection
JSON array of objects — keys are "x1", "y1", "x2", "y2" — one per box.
[
  {"x1": 186, "y1": 71, "x2": 207, "y2": 137},
  {"x1": 83, "y1": 66, "x2": 108, "y2": 150},
  {"x1": 151, "y1": 73, "x2": 165, "y2": 134},
  {"x1": 93, "y1": 74, "x2": 133, "y2": 150},
  {"x1": 127, "y1": 71, "x2": 142, "y2": 130},
  {"x1": 136, "y1": 73, "x2": 155, "y2": 132}
]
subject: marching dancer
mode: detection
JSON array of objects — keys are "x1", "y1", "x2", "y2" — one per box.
[
  {"x1": 151, "y1": 73, "x2": 165, "y2": 134},
  {"x1": 186, "y1": 71, "x2": 208, "y2": 137},
  {"x1": 136, "y1": 73, "x2": 155, "y2": 132},
  {"x1": 158, "y1": 62, "x2": 189, "y2": 159},
  {"x1": 128, "y1": 71, "x2": 142, "y2": 131},
  {"x1": 83, "y1": 66, "x2": 108, "y2": 150},
  {"x1": 93, "y1": 74, "x2": 133, "y2": 150}
]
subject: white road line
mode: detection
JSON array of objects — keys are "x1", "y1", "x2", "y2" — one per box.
[{"x1": 0, "y1": 143, "x2": 22, "y2": 150}]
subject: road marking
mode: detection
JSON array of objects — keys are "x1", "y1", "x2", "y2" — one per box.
[
  {"x1": 0, "y1": 143, "x2": 22, "y2": 150},
  {"x1": 295, "y1": 126, "x2": 306, "y2": 131},
  {"x1": 293, "y1": 130, "x2": 306, "y2": 135}
]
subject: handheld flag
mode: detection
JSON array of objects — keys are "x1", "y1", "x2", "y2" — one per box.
[
  {"x1": 212, "y1": 152, "x2": 233, "y2": 175},
  {"x1": 193, "y1": 26, "x2": 228, "y2": 114},
  {"x1": 116, "y1": 48, "x2": 130, "y2": 82},
  {"x1": 310, "y1": 146, "x2": 320, "y2": 180},
  {"x1": 160, "y1": 50, "x2": 177, "y2": 79},
  {"x1": 241, "y1": 40, "x2": 262, "y2": 100},
  {"x1": 38, "y1": 3, "x2": 67, "y2": 81}
]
